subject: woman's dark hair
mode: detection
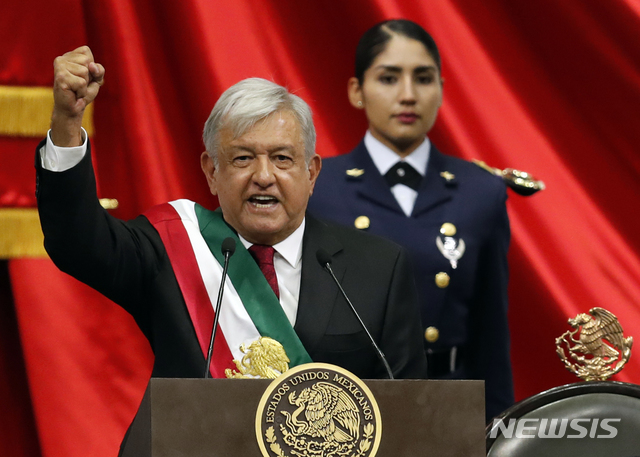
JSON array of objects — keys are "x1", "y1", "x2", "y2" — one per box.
[{"x1": 355, "y1": 19, "x2": 441, "y2": 84}]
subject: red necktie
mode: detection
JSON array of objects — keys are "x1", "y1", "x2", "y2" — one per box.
[{"x1": 248, "y1": 244, "x2": 280, "y2": 299}]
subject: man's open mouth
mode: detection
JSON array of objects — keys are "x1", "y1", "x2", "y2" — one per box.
[{"x1": 249, "y1": 195, "x2": 279, "y2": 208}]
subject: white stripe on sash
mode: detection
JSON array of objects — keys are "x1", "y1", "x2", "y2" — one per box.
[{"x1": 169, "y1": 199, "x2": 260, "y2": 361}]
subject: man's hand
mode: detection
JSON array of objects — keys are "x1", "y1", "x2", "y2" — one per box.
[{"x1": 51, "y1": 46, "x2": 105, "y2": 147}]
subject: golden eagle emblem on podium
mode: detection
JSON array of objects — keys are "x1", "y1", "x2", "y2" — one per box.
[
  {"x1": 282, "y1": 382, "x2": 361, "y2": 443},
  {"x1": 256, "y1": 363, "x2": 381, "y2": 457}
]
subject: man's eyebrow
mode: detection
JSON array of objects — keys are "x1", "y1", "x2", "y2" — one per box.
[
  {"x1": 228, "y1": 144, "x2": 295, "y2": 153},
  {"x1": 229, "y1": 145, "x2": 255, "y2": 153},
  {"x1": 267, "y1": 145, "x2": 295, "y2": 153}
]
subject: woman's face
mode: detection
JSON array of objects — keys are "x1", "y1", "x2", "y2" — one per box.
[{"x1": 350, "y1": 35, "x2": 443, "y2": 156}]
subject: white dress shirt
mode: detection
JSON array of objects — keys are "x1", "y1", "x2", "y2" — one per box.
[
  {"x1": 238, "y1": 222, "x2": 304, "y2": 327},
  {"x1": 364, "y1": 130, "x2": 431, "y2": 216},
  {"x1": 40, "y1": 129, "x2": 89, "y2": 171},
  {"x1": 41, "y1": 129, "x2": 303, "y2": 326}
]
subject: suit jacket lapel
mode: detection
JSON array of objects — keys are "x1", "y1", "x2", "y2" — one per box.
[
  {"x1": 349, "y1": 142, "x2": 405, "y2": 215},
  {"x1": 412, "y1": 145, "x2": 455, "y2": 217},
  {"x1": 295, "y1": 214, "x2": 345, "y2": 353}
]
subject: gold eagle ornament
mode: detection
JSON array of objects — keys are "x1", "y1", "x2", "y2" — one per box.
[
  {"x1": 556, "y1": 307, "x2": 633, "y2": 381},
  {"x1": 225, "y1": 337, "x2": 290, "y2": 379}
]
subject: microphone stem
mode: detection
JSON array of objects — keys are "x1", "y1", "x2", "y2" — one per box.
[
  {"x1": 204, "y1": 251, "x2": 231, "y2": 378},
  {"x1": 324, "y1": 263, "x2": 395, "y2": 380}
]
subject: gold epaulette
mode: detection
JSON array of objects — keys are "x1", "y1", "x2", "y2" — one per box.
[{"x1": 473, "y1": 160, "x2": 545, "y2": 196}]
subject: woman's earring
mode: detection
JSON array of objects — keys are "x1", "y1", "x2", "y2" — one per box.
[{"x1": 357, "y1": 101, "x2": 363, "y2": 107}]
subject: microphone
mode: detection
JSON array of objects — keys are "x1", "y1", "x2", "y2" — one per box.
[
  {"x1": 316, "y1": 249, "x2": 395, "y2": 379},
  {"x1": 204, "y1": 237, "x2": 236, "y2": 378}
]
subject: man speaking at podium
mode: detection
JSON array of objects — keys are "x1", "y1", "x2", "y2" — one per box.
[{"x1": 36, "y1": 46, "x2": 427, "y2": 381}]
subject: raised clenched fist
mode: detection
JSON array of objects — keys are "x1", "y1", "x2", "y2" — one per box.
[{"x1": 51, "y1": 46, "x2": 105, "y2": 146}]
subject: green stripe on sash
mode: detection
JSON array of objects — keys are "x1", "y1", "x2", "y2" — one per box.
[{"x1": 194, "y1": 205, "x2": 312, "y2": 367}]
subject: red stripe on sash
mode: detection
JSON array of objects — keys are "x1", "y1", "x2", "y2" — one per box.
[{"x1": 145, "y1": 203, "x2": 235, "y2": 377}]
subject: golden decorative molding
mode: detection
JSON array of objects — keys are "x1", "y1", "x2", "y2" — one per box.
[
  {"x1": 0, "y1": 199, "x2": 117, "y2": 259},
  {"x1": 0, "y1": 208, "x2": 47, "y2": 258},
  {"x1": 0, "y1": 86, "x2": 94, "y2": 138}
]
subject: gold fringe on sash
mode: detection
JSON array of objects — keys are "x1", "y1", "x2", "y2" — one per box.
[{"x1": 0, "y1": 86, "x2": 94, "y2": 137}]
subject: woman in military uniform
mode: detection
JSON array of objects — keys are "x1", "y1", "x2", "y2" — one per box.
[{"x1": 308, "y1": 19, "x2": 513, "y2": 421}]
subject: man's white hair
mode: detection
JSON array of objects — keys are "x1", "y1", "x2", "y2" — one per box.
[{"x1": 202, "y1": 78, "x2": 316, "y2": 165}]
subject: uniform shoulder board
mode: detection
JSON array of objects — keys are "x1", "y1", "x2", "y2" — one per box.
[{"x1": 472, "y1": 160, "x2": 545, "y2": 196}]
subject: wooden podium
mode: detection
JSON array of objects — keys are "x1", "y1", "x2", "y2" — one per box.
[{"x1": 120, "y1": 377, "x2": 485, "y2": 457}]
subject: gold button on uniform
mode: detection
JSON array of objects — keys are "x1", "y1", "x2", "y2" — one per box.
[
  {"x1": 440, "y1": 222, "x2": 457, "y2": 236},
  {"x1": 425, "y1": 326, "x2": 439, "y2": 343},
  {"x1": 435, "y1": 272, "x2": 450, "y2": 288},
  {"x1": 354, "y1": 216, "x2": 370, "y2": 230}
]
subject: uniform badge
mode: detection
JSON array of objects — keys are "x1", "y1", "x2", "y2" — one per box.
[
  {"x1": 256, "y1": 363, "x2": 382, "y2": 457},
  {"x1": 436, "y1": 235, "x2": 465, "y2": 269},
  {"x1": 436, "y1": 223, "x2": 465, "y2": 269}
]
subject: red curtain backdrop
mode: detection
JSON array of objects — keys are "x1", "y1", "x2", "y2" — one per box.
[{"x1": 2, "y1": 1, "x2": 640, "y2": 456}]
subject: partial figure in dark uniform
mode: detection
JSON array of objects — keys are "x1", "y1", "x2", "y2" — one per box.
[{"x1": 308, "y1": 19, "x2": 515, "y2": 421}]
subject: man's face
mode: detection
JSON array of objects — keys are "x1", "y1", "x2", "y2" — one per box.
[{"x1": 201, "y1": 110, "x2": 321, "y2": 245}]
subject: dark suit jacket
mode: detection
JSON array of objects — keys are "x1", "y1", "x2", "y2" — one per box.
[
  {"x1": 35, "y1": 139, "x2": 427, "y2": 380},
  {"x1": 308, "y1": 140, "x2": 514, "y2": 419}
]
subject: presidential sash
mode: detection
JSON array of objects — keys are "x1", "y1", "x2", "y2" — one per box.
[{"x1": 145, "y1": 199, "x2": 311, "y2": 377}]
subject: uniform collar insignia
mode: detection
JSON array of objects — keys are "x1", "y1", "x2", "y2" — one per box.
[
  {"x1": 346, "y1": 168, "x2": 365, "y2": 177},
  {"x1": 440, "y1": 171, "x2": 455, "y2": 182}
]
